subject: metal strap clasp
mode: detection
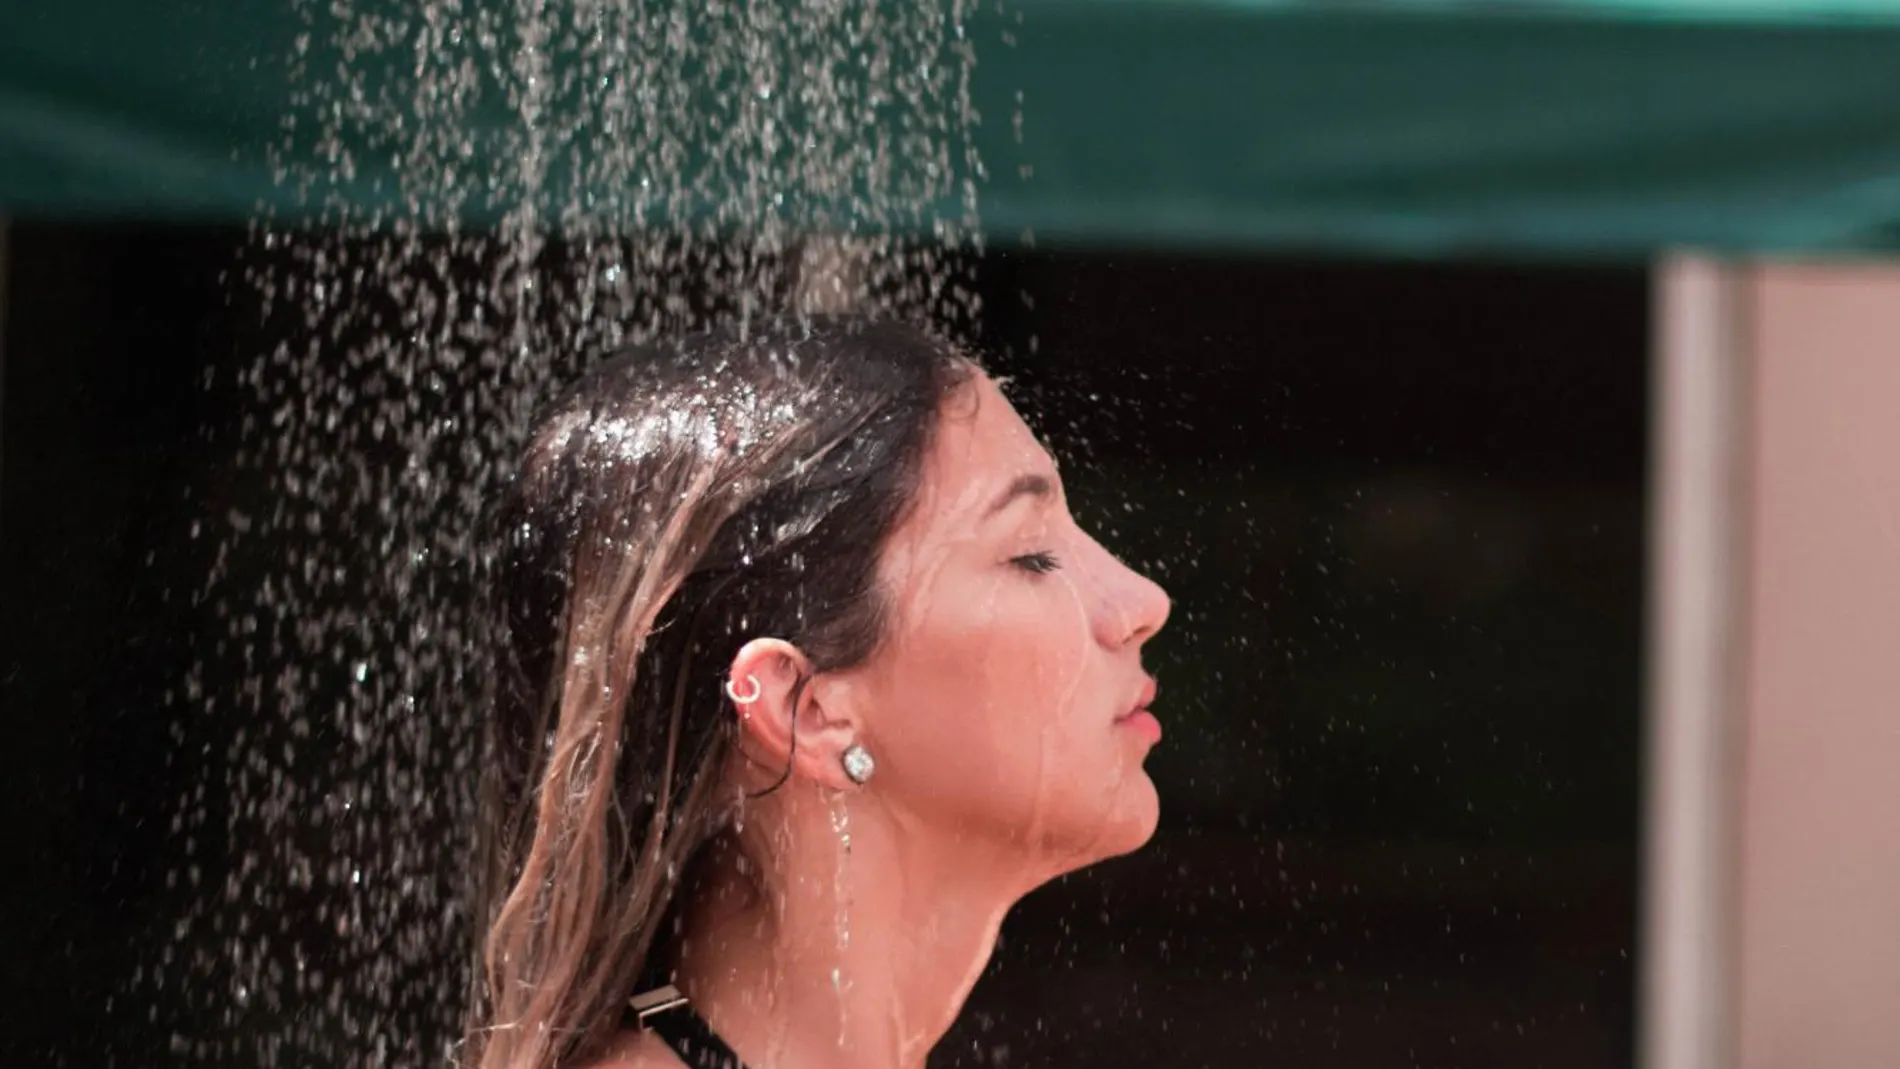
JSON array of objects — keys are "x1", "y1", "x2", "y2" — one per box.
[{"x1": 629, "y1": 984, "x2": 690, "y2": 1030}]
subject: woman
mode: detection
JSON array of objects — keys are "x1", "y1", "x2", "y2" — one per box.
[{"x1": 467, "y1": 318, "x2": 1170, "y2": 1069}]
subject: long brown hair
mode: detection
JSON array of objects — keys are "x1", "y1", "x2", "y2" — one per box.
[{"x1": 465, "y1": 319, "x2": 973, "y2": 1069}]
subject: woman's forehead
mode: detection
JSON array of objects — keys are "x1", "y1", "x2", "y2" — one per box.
[
  {"x1": 921, "y1": 376, "x2": 1053, "y2": 517},
  {"x1": 878, "y1": 376, "x2": 1055, "y2": 580}
]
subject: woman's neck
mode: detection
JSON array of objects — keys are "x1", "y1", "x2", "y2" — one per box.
[{"x1": 671, "y1": 792, "x2": 1037, "y2": 1069}]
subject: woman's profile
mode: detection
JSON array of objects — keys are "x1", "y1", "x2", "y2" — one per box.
[{"x1": 465, "y1": 318, "x2": 1171, "y2": 1069}]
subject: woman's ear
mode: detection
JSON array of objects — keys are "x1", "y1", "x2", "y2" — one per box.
[{"x1": 727, "y1": 638, "x2": 862, "y2": 791}]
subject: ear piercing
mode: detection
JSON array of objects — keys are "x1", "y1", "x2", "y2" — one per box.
[
  {"x1": 841, "y1": 743, "x2": 875, "y2": 785},
  {"x1": 726, "y1": 674, "x2": 762, "y2": 705}
]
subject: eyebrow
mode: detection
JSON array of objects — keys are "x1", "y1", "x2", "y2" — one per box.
[{"x1": 984, "y1": 472, "x2": 1057, "y2": 520}]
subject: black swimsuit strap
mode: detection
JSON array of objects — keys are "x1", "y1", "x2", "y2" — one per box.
[{"x1": 633, "y1": 996, "x2": 752, "y2": 1069}]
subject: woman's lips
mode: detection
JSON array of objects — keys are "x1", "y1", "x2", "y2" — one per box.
[
  {"x1": 1116, "y1": 678, "x2": 1161, "y2": 742},
  {"x1": 1117, "y1": 709, "x2": 1162, "y2": 744}
]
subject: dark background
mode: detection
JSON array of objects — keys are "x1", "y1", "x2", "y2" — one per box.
[{"x1": 0, "y1": 225, "x2": 1647, "y2": 1067}]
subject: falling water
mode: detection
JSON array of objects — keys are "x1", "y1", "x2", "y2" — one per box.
[{"x1": 150, "y1": 1, "x2": 991, "y2": 1064}]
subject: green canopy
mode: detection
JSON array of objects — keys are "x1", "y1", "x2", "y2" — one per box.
[{"x1": 5, "y1": 0, "x2": 1900, "y2": 257}]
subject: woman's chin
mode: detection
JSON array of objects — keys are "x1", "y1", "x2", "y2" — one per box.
[
  {"x1": 1007, "y1": 770, "x2": 1163, "y2": 881},
  {"x1": 1060, "y1": 772, "x2": 1162, "y2": 868},
  {"x1": 1110, "y1": 772, "x2": 1162, "y2": 855}
]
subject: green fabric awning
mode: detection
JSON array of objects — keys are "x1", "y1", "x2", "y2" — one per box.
[{"x1": 5, "y1": 1, "x2": 1900, "y2": 257}]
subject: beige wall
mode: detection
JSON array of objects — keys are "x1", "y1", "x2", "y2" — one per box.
[{"x1": 1736, "y1": 265, "x2": 1900, "y2": 1069}]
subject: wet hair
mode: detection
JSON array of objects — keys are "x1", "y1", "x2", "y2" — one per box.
[{"x1": 464, "y1": 318, "x2": 974, "y2": 1069}]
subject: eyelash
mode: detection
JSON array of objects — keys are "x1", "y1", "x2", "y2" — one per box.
[{"x1": 1010, "y1": 551, "x2": 1062, "y2": 575}]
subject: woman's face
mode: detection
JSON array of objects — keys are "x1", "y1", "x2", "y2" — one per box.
[{"x1": 833, "y1": 373, "x2": 1172, "y2": 872}]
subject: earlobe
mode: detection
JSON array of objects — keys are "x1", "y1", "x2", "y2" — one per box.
[
  {"x1": 782, "y1": 676, "x2": 869, "y2": 792},
  {"x1": 791, "y1": 673, "x2": 872, "y2": 791}
]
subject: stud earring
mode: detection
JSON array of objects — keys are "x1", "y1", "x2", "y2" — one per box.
[
  {"x1": 726, "y1": 674, "x2": 762, "y2": 705},
  {"x1": 841, "y1": 743, "x2": 875, "y2": 785}
]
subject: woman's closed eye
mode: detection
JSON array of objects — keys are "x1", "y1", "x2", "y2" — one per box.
[{"x1": 1010, "y1": 551, "x2": 1062, "y2": 576}]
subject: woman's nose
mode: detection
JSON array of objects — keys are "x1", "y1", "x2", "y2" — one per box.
[{"x1": 1093, "y1": 550, "x2": 1172, "y2": 650}]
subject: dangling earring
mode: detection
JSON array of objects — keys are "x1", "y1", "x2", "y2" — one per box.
[
  {"x1": 840, "y1": 743, "x2": 875, "y2": 785},
  {"x1": 726, "y1": 674, "x2": 762, "y2": 717}
]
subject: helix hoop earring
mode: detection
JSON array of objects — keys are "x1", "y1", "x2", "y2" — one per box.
[
  {"x1": 726, "y1": 674, "x2": 762, "y2": 706},
  {"x1": 841, "y1": 743, "x2": 875, "y2": 785}
]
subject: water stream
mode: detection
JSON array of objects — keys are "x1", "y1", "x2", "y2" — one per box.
[{"x1": 155, "y1": 2, "x2": 992, "y2": 1063}]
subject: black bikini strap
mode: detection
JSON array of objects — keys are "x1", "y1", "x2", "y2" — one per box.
[{"x1": 629, "y1": 986, "x2": 751, "y2": 1069}]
